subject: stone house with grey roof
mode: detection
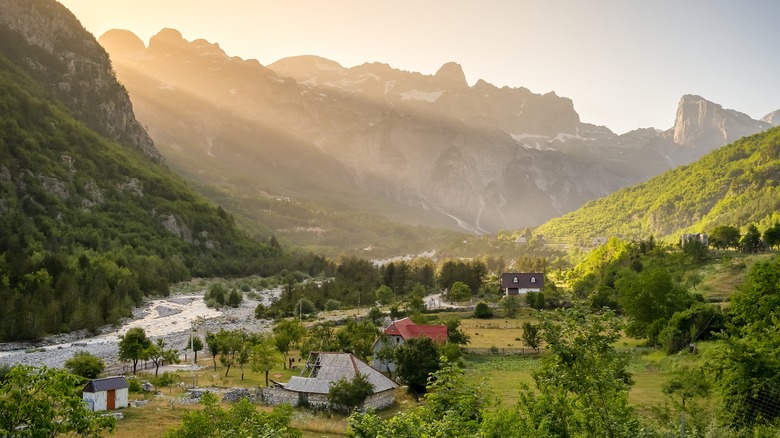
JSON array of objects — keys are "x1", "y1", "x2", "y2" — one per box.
[{"x1": 263, "y1": 352, "x2": 398, "y2": 411}]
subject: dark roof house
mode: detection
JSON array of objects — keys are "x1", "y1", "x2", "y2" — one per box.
[{"x1": 501, "y1": 272, "x2": 544, "y2": 295}]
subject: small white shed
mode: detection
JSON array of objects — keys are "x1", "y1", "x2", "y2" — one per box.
[{"x1": 82, "y1": 376, "x2": 129, "y2": 411}]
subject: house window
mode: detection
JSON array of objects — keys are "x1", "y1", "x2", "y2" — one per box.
[
  {"x1": 531, "y1": 277, "x2": 536, "y2": 283},
  {"x1": 513, "y1": 277, "x2": 518, "y2": 283}
]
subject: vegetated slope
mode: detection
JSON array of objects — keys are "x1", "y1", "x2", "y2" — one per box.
[
  {"x1": 535, "y1": 126, "x2": 780, "y2": 242},
  {"x1": 0, "y1": 55, "x2": 281, "y2": 341},
  {"x1": 0, "y1": 0, "x2": 159, "y2": 160}
]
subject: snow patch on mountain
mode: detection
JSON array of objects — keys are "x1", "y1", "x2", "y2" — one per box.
[{"x1": 400, "y1": 89, "x2": 445, "y2": 102}]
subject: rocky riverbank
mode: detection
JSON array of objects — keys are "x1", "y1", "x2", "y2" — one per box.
[{"x1": 0, "y1": 289, "x2": 281, "y2": 370}]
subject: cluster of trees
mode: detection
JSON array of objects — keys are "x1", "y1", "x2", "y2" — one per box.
[
  {"x1": 708, "y1": 222, "x2": 780, "y2": 252},
  {"x1": 118, "y1": 327, "x2": 179, "y2": 376},
  {"x1": 568, "y1": 237, "x2": 725, "y2": 354},
  {"x1": 564, "y1": 235, "x2": 780, "y2": 433},
  {"x1": 259, "y1": 255, "x2": 551, "y2": 319},
  {"x1": 713, "y1": 256, "x2": 780, "y2": 430},
  {"x1": 203, "y1": 283, "x2": 243, "y2": 308}
]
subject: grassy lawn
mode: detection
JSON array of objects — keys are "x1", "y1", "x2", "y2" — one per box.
[
  {"x1": 110, "y1": 394, "x2": 201, "y2": 437},
  {"x1": 458, "y1": 309, "x2": 539, "y2": 350}
]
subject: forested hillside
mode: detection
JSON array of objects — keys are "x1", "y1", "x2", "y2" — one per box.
[
  {"x1": 536, "y1": 126, "x2": 780, "y2": 242},
  {"x1": 0, "y1": 55, "x2": 284, "y2": 341}
]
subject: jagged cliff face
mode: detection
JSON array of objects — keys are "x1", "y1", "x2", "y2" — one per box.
[
  {"x1": 99, "y1": 28, "x2": 777, "y2": 234},
  {"x1": 0, "y1": 0, "x2": 160, "y2": 161},
  {"x1": 669, "y1": 94, "x2": 772, "y2": 164}
]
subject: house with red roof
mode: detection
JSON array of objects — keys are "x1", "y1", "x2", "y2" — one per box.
[{"x1": 372, "y1": 317, "x2": 448, "y2": 373}]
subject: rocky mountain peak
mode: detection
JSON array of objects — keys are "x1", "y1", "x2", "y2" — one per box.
[
  {"x1": 434, "y1": 62, "x2": 468, "y2": 88},
  {"x1": 99, "y1": 29, "x2": 146, "y2": 56},
  {"x1": 148, "y1": 28, "x2": 188, "y2": 52},
  {"x1": 672, "y1": 94, "x2": 770, "y2": 148},
  {"x1": 761, "y1": 109, "x2": 780, "y2": 126}
]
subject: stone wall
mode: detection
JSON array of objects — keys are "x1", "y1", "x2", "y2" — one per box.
[
  {"x1": 262, "y1": 387, "x2": 395, "y2": 412},
  {"x1": 364, "y1": 389, "x2": 395, "y2": 411},
  {"x1": 262, "y1": 387, "x2": 298, "y2": 407}
]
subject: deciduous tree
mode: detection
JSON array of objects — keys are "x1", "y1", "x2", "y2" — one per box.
[
  {"x1": 64, "y1": 351, "x2": 105, "y2": 379},
  {"x1": 118, "y1": 327, "x2": 151, "y2": 374},
  {"x1": 521, "y1": 322, "x2": 541, "y2": 353},
  {"x1": 251, "y1": 336, "x2": 281, "y2": 387},
  {"x1": 328, "y1": 373, "x2": 375, "y2": 413},
  {"x1": 393, "y1": 336, "x2": 440, "y2": 397},
  {"x1": 0, "y1": 365, "x2": 116, "y2": 436}
]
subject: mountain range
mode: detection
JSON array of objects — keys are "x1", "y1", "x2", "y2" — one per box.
[{"x1": 99, "y1": 28, "x2": 777, "y2": 253}]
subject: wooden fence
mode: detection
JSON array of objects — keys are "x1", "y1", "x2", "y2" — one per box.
[
  {"x1": 463, "y1": 347, "x2": 543, "y2": 355},
  {"x1": 461, "y1": 321, "x2": 527, "y2": 329}
]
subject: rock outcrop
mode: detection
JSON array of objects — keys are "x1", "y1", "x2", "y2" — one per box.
[{"x1": 0, "y1": 0, "x2": 160, "y2": 161}]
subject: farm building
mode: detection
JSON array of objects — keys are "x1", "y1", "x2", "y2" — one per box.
[
  {"x1": 501, "y1": 272, "x2": 544, "y2": 296},
  {"x1": 82, "y1": 376, "x2": 129, "y2": 411},
  {"x1": 372, "y1": 317, "x2": 447, "y2": 372},
  {"x1": 263, "y1": 352, "x2": 398, "y2": 411}
]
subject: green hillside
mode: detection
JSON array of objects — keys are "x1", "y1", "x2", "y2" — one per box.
[
  {"x1": 0, "y1": 55, "x2": 282, "y2": 341},
  {"x1": 536, "y1": 127, "x2": 780, "y2": 242}
]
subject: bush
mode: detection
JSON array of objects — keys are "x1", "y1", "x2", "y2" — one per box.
[
  {"x1": 327, "y1": 373, "x2": 375, "y2": 413},
  {"x1": 127, "y1": 376, "x2": 143, "y2": 393},
  {"x1": 227, "y1": 289, "x2": 243, "y2": 307},
  {"x1": 294, "y1": 298, "x2": 316, "y2": 317},
  {"x1": 153, "y1": 372, "x2": 179, "y2": 387},
  {"x1": 324, "y1": 299, "x2": 341, "y2": 311},
  {"x1": 474, "y1": 301, "x2": 494, "y2": 319}
]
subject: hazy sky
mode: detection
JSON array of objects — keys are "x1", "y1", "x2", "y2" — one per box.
[{"x1": 58, "y1": 0, "x2": 780, "y2": 134}]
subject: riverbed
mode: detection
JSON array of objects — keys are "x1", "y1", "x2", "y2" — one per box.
[{"x1": 0, "y1": 289, "x2": 281, "y2": 369}]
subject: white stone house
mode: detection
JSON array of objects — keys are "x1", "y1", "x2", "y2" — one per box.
[
  {"x1": 82, "y1": 376, "x2": 129, "y2": 411},
  {"x1": 263, "y1": 352, "x2": 398, "y2": 411}
]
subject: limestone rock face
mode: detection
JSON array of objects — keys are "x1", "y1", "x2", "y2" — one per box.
[
  {"x1": 669, "y1": 95, "x2": 772, "y2": 164},
  {"x1": 0, "y1": 0, "x2": 160, "y2": 161},
  {"x1": 761, "y1": 109, "x2": 780, "y2": 126}
]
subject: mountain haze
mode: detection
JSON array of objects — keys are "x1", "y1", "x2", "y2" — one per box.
[
  {"x1": 0, "y1": 0, "x2": 282, "y2": 340},
  {"x1": 100, "y1": 28, "x2": 778, "y2": 252}
]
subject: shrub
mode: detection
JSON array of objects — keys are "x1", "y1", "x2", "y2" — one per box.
[
  {"x1": 127, "y1": 376, "x2": 143, "y2": 393},
  {"x1": 474, "y1": 301, "x2": 494, "y2": 319},
  {"x1": 324, "y1": 299, "x2": 341, "y2": 311}
]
